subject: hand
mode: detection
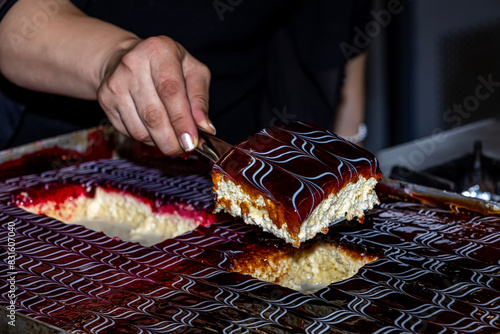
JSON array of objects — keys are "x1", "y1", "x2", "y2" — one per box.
[{"x1": 98, "y1": 36, "x2": 215, "y2": 155}]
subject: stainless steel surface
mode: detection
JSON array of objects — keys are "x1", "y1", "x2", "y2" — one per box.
[
  {"x1": 0, "y1": 125, "x2": 115, "y2": 165},
  {"x1": 461, "y1": 141, "x2": 499, "y2": 201},
  {"x1": 376, "y1": 118, "x2": 500, "y2": 176},
  {"x1": 379, "y1": 178, "x2": 500, "y2": 216},
  {"x1": 195, "y1": 129, "x2": 232, "y2": 163},
  {"x1": 0, "y1": 307, "x2": 67, "y2": 334}
]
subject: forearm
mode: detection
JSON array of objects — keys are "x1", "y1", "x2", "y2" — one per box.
[
  {"x1": 333, "y1": 52, "x2": 367, "y2": 140},
  {"x1": 0, "y1": 0, "x2": 139, "y2": 99},
  {"x1": 0, "y1": 0, "x2": 216, "y2": 155}
]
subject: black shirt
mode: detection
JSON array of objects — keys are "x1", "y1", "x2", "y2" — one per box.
[{"x1": 0, "y1": 0, "x2": 367, "y2": 147}]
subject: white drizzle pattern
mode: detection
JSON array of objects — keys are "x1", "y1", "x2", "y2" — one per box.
[
  {"x1": 0, "y1": 158, "x2": 499, "y2": 332},
  {"x1": 216, "y1": 121, "x2": 380, "y2": 222}
]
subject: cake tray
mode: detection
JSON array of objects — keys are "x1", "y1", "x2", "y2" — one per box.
[
  {"x1": 1, "y1": 128, "x2": 500, "y2": 333},
  {"x1": 0, "y1": 125, "x2": 116, "y2": 181}
]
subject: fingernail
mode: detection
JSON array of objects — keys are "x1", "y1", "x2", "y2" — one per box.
[
  {"x1": 207, "y1": 120, "x2": 217, "y2": 135},
  {"x1": 180, "y1": 133, "x2": 195, "y2": 152},
  {"x1": 200, "y1": 119, "x2": 217, "y2": 135}
]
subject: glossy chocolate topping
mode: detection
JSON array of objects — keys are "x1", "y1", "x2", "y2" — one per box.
[
  {"x1": 214, "y1": 122, "x2": 382, "y2": 232},
  {"x1": 1, "y1": 156, "x2": 500, "y2": 333}
]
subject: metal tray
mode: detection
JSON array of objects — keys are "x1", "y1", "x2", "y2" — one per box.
[{"x1": 1, "y1": 127, "x2": 500, "y2": 333}]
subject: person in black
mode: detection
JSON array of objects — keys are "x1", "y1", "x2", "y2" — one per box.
[{"x1": 0, "y1": 0, "x2": 370, "y2": 153}]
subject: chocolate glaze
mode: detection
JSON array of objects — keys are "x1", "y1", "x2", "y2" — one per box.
[
  {"x1": 1, "y1": 158, "x2": 500, "y2": 333},
  {"x1": 214, "y1": 122, "x2": 382, "y2": 236}
]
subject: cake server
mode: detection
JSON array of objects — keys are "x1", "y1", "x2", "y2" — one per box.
[{"x1": 195, "y1": 128, "x2": 232, "y2": 163}]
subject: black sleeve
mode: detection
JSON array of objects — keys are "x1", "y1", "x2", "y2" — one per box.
[
  {"x1": 347, "y1": 0, "x2": 374, "y2": 57},
  {"x1": 70, "y1": 0, "x2": 89, "y2": 11},
  {"x1": 0, "y1": 0, "x2": 17, "y2": 21}
]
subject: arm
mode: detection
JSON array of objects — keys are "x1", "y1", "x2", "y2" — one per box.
[
  {"x1": 0, "y1": 0, "x2": 214, "y2": 155},
  {"x1": 333, "y1": 52, "x2": 367, "y2": 145}
]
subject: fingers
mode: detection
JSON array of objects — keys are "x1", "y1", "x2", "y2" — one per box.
[
  {"x1": 98, "y1": 58, "x2": 154, "y2": 146},
  {"x1": 98, "y1": 36, "x2": 213, "y2": 156},
  {"x1": 148, "y1": 38, "x2": 198, "y2": 153},
  {"x1": 184, "y1": 59, "x2": 216, "y2": 134},
  {"x1": 131, "y1": 72, "x2": 182, "y2": 154}
]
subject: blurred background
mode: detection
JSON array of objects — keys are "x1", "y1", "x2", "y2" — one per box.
[
  {"x1": 365, "y1": 0, "x2": 500, "y2": 151},
  {"x1": 364, "y1": 0, "x2": 500, "y2": 200}
]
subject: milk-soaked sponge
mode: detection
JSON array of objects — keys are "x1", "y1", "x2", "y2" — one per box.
[{"x1": 212, "y1": 122, "x2": 383, "y2": 247}]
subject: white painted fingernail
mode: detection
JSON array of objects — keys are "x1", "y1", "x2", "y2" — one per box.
[{"x1": 180, "y1": 133, "x2": 195, "y2": 152}]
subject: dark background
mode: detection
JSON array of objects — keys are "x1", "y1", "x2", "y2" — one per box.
[
  {"x1": 365, "y1": 0, "x2": 500, "y2": 152},
  {"x1": 1, "y1": 0, "x2": 500, "y2": 152}
]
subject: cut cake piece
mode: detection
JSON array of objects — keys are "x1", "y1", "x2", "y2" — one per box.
[
  {"x1": 14, "y1": 158, "x2": 218, "y2": 247},
  {"x1": 212, "y1": 121, "x2": 382, "y2": 246}
]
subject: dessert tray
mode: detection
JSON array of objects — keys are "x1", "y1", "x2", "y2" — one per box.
[{"x1": 1, "y1": 127, "x2": 500, "y2": 333}]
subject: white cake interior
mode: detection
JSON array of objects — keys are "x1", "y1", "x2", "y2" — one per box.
[
  {"x1": 213, "y1": 175, "x2": 380, "y2": 246},
  {"x1": 231, "y1": 242, "x2": 377, "y2": 294},
  {"x1": 17, "y1": 187, "x2": 200, "y2": 246}
]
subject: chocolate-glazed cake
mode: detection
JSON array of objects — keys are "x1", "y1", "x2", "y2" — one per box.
[
  {"x1": 1, "y1": 155, "x2": 500, "y2": 332},
  {"x1": 212, "y1": 122, "x2": 383, "y2": 246}
]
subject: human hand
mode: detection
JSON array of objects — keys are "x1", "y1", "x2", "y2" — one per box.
[{"x1": 98, "y1": 36, "x2": 215, "y2": 155}]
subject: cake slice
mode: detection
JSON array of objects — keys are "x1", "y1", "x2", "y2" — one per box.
[
  {"x1": 14, "y1": 158, "x2": 218, "y2": 247},
  {"x1": 212, "y1": 121, "x2": 382, "y2": 246}
]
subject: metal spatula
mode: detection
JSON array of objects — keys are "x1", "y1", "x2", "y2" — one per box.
[{"x1": 195, "y1": 129, "x2": 232, "y2": 163}]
